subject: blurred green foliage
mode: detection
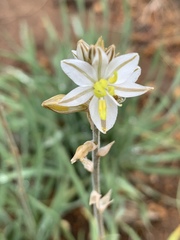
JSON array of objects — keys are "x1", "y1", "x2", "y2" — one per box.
[{"x1": 0, "y1": 1, "x2": 180, "y2": 239}]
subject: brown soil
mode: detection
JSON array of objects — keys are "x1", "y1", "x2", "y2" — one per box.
[{"x1": 1, "y1": 0, "x2": 180, "y2": 239}]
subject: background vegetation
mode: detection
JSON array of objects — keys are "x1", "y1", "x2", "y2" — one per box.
[{"x1": 0, "y1": 0, "x2": 180, "y2": 239}]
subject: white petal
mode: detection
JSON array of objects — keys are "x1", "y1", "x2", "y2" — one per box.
[
  {"x1": 59, "y1": 86, "x2": 93, "y2": 106},
  {"x1": 115, "y1": 83, "x2": 153, "y2": 98},
  {"x1": 89, "y1": 95, "x2": 118, "y2": 133},
  {"x1": 71, "y1": 50, "x2": 77, "y2": 59},
  {"x1": 61, "y1": 59, "x2": 96, "y2": 86},
  {"x1": 92, "y1": 47, "x2": 109, "y2": 79},
  {"x1": 89, "y1": 96, "x2": 102, "y2": 131},
  {"x1": 107, "y1": 93, "x2": 121, "y2": 107},
  {"x1": 104, "y1": 95, "x2": 118, "y2": 131},
  {"x1": 105, "y1": 53, "x2": 139, "y2": 82},
  {"x1": 129, "y1": 67, "x2": 141, "y2": 83}
]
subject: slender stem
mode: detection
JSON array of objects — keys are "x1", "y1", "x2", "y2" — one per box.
[
  {"x1": 0, "y1": 104, "x2": 36, "y2": 238},
  {"x1": 91, "y1": 123, "x2": 105, "y2": 239}
]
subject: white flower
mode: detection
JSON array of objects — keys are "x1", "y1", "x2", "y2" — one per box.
[{"x1": 58, "y1": 46, "x2": 153, "y2": 133}]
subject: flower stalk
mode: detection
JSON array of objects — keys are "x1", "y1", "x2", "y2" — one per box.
[{"x1": 91, "y1": 122, "x2": 105, "y2": 239}]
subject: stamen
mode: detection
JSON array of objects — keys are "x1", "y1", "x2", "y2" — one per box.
[
  {"x1": 98, "y1": 99, "x2": 107, "y2": 120},
  {"x1": 108, "y1": 71, "x2": 117, "y2": 84},
  {"x1": 93, "y1": 72, "x2": 117, "y2": 98},
  {"x1": 94, "y1": 79, "x2": 107, "y2": 98},
  {"x1": 99, "y1": 79, "x2": 108, "y2": 88},
  {"x1": 108, "y1": 86, "x2": 115, "y2": 96}
]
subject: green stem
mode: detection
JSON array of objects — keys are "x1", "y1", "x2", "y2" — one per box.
[{"x1": 91, "y1": 123, "x2": 105, "y2": 239}]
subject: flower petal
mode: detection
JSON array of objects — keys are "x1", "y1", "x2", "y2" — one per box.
[
  {"x1": 89, "y1": 96, "x2": 104, "y2": 132},
  {"x1": 71, "y1": 50, "x2": 77, "y2": 59},
  {"x1": 104, "y1": 95, "x2": 118, "y2": 131},
  {"x1": 105, "y1": 53, "x2": 139, "y2": 82},
  {"x1": 89, "y1": 95, "x2": 118, "y2": 133},
  {"x1": 129, "y1": 67, "x2": 141, "y2": 83},
  {"x1": 61, "y1": 59, "x2": 96, "y2": 86},
  {"x1": 115, "y1": 82, "x2": 153, "y2": 98},
  {"x1": 91, "y1": 47, "x2": 109, "y2": 79},
  {"x1": 59, "y1": 86, "x2": 93, "y2": 106}
]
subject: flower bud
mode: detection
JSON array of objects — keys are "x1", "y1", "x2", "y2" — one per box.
[
  {"x1": 42, "y1": 94, "x2": 87, "y2": 114},
  {"x1": 95, "y1": 36, "x2": 105, "y2": 49}
]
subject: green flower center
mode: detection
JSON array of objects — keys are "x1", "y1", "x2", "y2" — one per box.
[{"x1": 93, "y1": 72, "x2": 118, "y2": 121}]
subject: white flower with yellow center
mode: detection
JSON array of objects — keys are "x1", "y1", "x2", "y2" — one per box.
[{"x1": 59, "y1": 47, "x2": 153, "y2": 133}]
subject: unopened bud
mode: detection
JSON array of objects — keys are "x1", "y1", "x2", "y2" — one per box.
[
  {"x1": 42, "y1": 94, "x2": 87, "y2": 114},
  {"x1": 105, "y1": 45, "x2": 116, "y2": 62},
  {"x1": 95, "y1": 36, "x2": 105, "y2": 49}
]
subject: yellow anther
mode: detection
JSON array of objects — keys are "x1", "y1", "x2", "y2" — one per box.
[
  {"x1": 108, "y1": 71, "x2": 118, "y2": 84},
  {"x1": 93, "y1": 73, "x2": 117, "y2": 98},
  {"x1": 94, "y1": 79, "x2": 107, "y2": 98},
  {"x1": 108, "y1": 86, "x2": 115, "y2": 96},
  {"x1": 98, "y1": 99, "x2": 107, "y2": 120},
  {"x1": 99, "y1": 79, "x2": 108, "y2": 87}
]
